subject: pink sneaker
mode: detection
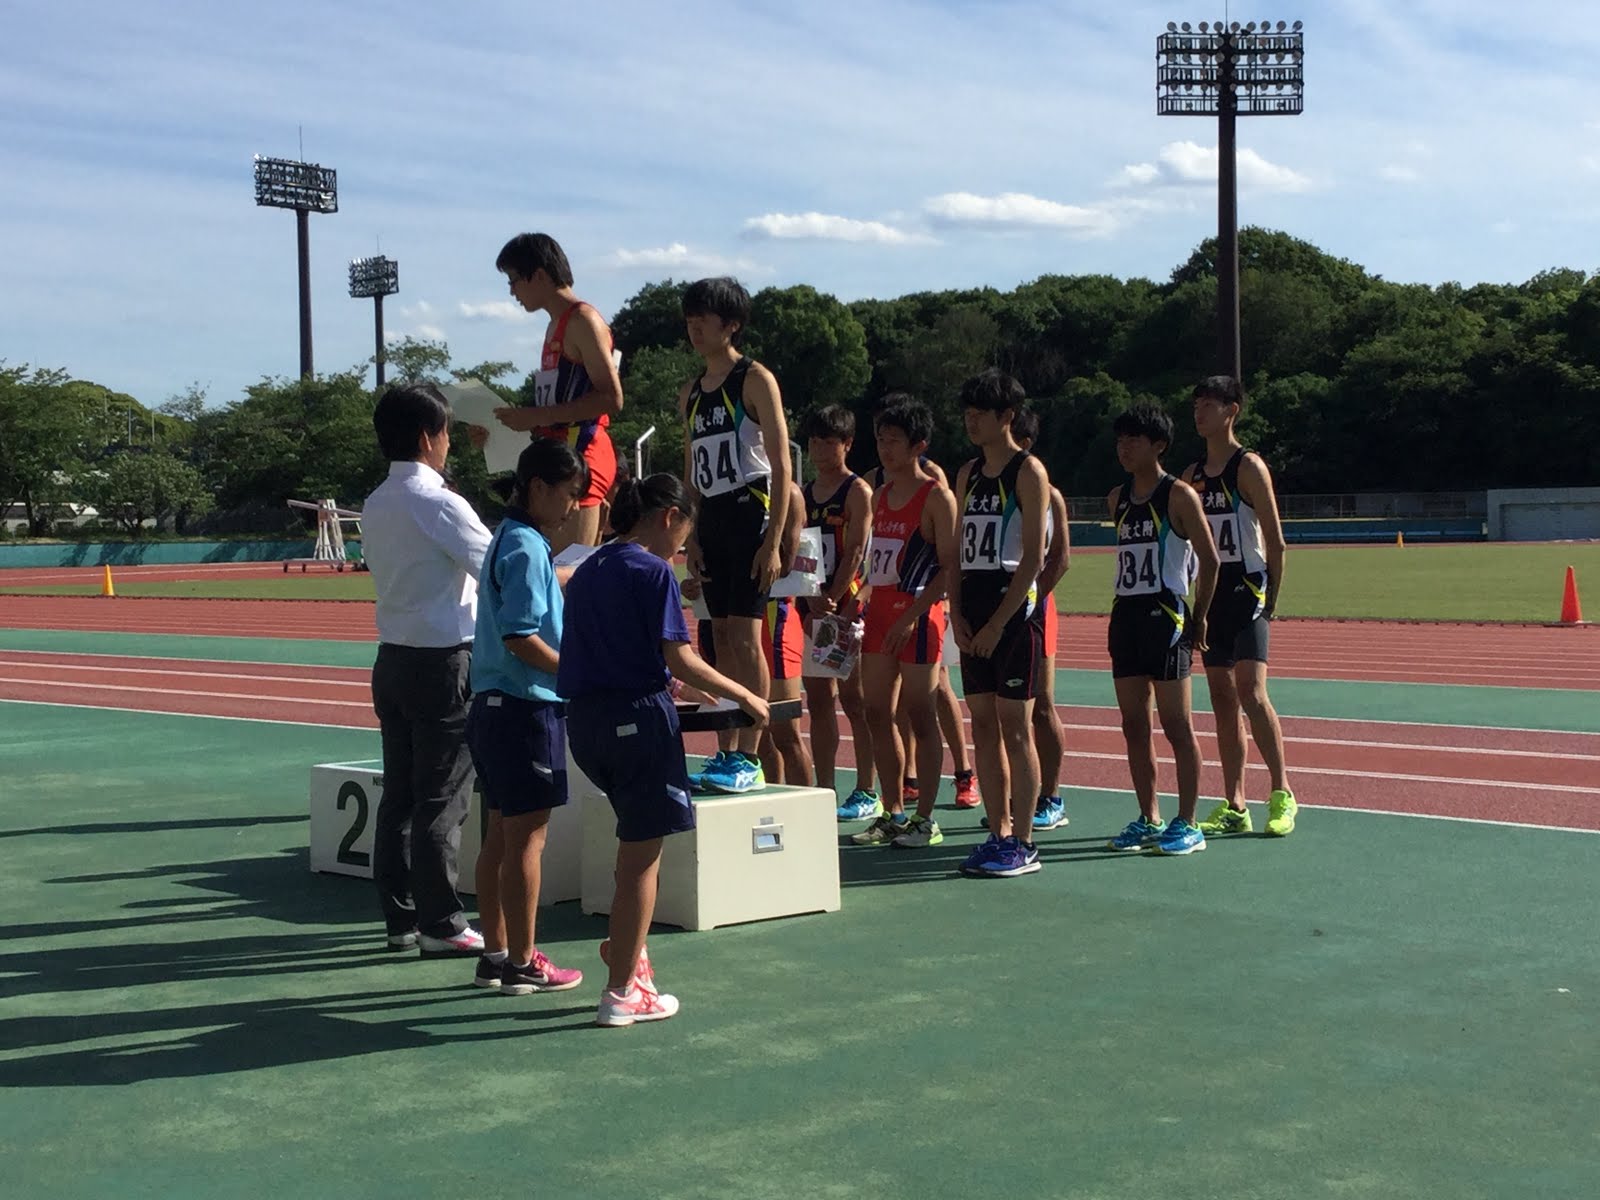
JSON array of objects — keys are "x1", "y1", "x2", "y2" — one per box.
[
  {"x1": 596, "y1": 983, "x2": 680, "y2": 1027},
  {"x1": 501, "y1": 949, "x2": 583, "y2": 995}
]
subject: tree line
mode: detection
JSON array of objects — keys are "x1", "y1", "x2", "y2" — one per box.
[{"x1": 4, "y1": 228, "x2": 1597, "y2": 538}]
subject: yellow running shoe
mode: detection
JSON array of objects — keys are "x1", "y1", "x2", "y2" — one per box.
[
  {"x1": 1266, "y1": 790, "x2": 1298, "y2": 836},
  {"x1": 1198, "y1": 802, "x2": 1252, "y2": 835}
]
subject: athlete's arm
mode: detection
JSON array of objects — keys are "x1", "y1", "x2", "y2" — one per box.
[
  {"x1": 1105, "y1": 485, "x2": 1121, "y2": 520},
  {"x1": 824, "y1": 477, "x2": 873, "y2": 613},
  {"x1": 970, "y1": 456, "x2": 1049, "y2": 657},
  {"x1": 883, "y1": 485, "x2": 960, "y2": 655},
  {"x1": 663, "y1": 639, "x2": 769, "y2": 726},
  {"x1": 779, "y1": 481, "x2": 805, "y2": 568},
  {"x1": 1239, "y1": 452, "x2": 1287, "y2": 618},
  {"x1": 948, "y1": 461, "x2": 975, "y2": 651},
  {"x1": 1169, "y1": 479, "x2": 1219, "y2": 651},
  {"x1": 512, "y1": 307, "x2": 623, "y2": 428},
  {"x1": 745, "y1": 363, "x2": 791, "y2": 592},
  {"x1": 678, "y1": 378, "x2": 705, "y2": 577},
  {"x1": 1039, "y1": 487, "x2": 1071, "y2": 587}
]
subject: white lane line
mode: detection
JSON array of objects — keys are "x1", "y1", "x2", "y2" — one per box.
[
  {"x1": 0, "y1": 677, "x2": 371, "y2": 708},
  {"x1": 0, "y1": 660, "x2": 367, "y2": 688}
]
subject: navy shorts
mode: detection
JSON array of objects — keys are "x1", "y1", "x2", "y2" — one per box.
[
  {"x1": 696, "y1": 491, "x2": 769, "y2": 620},
  {"x1": 1108, "y1": 596, "x2": 1192, "y2": 682},
  {"x1": 465, "y1": 692, "x2": 569, "y2": 818},
  {"x1": 1201, "y1": 583, "x2": 1270, "y2": 669},
  {"x1": 567, "y1": 689, "x2": 697, "y2": 843},
  {"x1": 960, "y1": 609, "x2": 1042, "y2": 700}
]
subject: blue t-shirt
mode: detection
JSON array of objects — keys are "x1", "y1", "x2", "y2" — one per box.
[
  {"x1": 558, "y1": 541, "x2": 690, "y2": 700},
  {"x1": 469, "y1": 509, "x2": 563, "y2": 702}
]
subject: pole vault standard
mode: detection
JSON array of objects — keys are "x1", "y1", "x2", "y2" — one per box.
[{"x1": 284, "y1": 498, "x2": 364, "y2": 573}]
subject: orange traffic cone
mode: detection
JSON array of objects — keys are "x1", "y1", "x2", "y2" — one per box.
[
  {"x1": 1396, "y1": 531, "x2": 1404, "y2": 547},
  {"x1": 1560, "y1": 566, "x2": 1584, "y2": 625},
  {"x1": 100, "y1": 565, "x2": 115, "y2": 598}
]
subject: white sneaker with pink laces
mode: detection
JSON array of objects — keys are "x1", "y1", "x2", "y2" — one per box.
[{"x1": 596, "y1": 983, "x2": 679, "y2": 1027}]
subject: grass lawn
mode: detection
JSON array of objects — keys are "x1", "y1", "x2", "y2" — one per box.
[{"x1": 2, "y1": 542, "x2": 1597, "y2": 622}]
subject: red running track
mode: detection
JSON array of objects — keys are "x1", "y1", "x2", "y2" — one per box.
[
  {"x1": 2, "y1": 594, "x2": 1598, "y2": 688},
  {"x1": 2, "y1": 650, "x2": 1596, "y2": 832}
]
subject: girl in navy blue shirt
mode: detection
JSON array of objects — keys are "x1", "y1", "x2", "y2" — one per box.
[{"x1": 560, "y1": 473, "x2": 767, "y2": 1027}]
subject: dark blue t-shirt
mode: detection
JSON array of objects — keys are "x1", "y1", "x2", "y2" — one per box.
[{"x1": 557, "y1": 541, "x2": 691, "y2": 699}]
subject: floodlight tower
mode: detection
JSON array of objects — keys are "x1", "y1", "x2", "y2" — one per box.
[
  {"x1": 1157, "y1": 19, "x2": 1304, "y2": 381},
  {"x1": 253, "y1": 154, "x2": 339, "y2": 378},
  {"x1": 349, "y1": 256, "x2": 400, "y2": 389}
]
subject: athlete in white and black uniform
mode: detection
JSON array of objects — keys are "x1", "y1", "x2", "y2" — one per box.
[
  {"x1": 1104, "y1": 402, "x2": 1219, "y2": 858},
  {"x1": 1188, "y1": 375, "x2": 1297, "y2": 837}
]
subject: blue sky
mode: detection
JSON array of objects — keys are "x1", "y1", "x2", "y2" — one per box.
[{"x1": 4, "y1": 0, "x2": 1598, "y2": 407}]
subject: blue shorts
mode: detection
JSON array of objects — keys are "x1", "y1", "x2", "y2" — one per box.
[
  {"x1": 566, "y1": 689, "x2": 696, "y2": 843},
  {"x1": 465, "y1": 692, "x2": 569, "y2": 818}
]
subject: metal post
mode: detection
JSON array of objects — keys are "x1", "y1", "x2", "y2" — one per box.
[
  {"x1": 1217, "y1": 35, "x2": 1242, "y2": 381},
  {"x1": 373, "y1": 294, "x2": 386, "y2": 390},
  {"x1": 296, "y1": 207, "x2": 314, "y2": 378},
  {"x1": 635, "y1": 425, "x2": 657, "y2": 478}
]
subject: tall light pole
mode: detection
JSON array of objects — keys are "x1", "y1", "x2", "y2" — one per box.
[
  {"x1": 253, "y1": 154, "x2": 339, "y2": 379},
  {"x1": 349, "y1": 256, "x2": 400, "y2": 390},
  {"x1": 1157, "y1": 19, "x2": 1304, "y2": 382}
]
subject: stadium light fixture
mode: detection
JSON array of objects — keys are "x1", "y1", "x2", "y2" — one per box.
[
  {"x1": 349, "y1": 255, "x2": 400, "y2": 389},
  {"x1": 1156, "y1": 18, "x2": 1305, "y2": 381},
  {"x1": 253, "y1": 154, "x2": 339, "y2": 379}
]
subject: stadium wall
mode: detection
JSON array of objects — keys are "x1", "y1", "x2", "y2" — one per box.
[
  {"x1": 1486, "y1": 488, "x2": 1600, "y2": 542},
  {"x1": 0, "y1": 540, "x2": 351, "y2": 568},
  {"x1": 1066, "y1": 517, "x2": 1486, "y2": 548}
]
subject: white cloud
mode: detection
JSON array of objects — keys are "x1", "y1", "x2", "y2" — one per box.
[
  {"x1": 741, "y1": 213, "x2": 924, "y2": 245},
  {"x1": 922, "y1": 191, "x2": 1120, "y2": 237},
  {"x1": 397, "y1": 300, "x2": 436, "y2": 320},
  {"x1": 1491, "y1": 219, "x2": 1518, "y2": 235},
  {"x1": 1114, "y1": 140, "x2": 1313, "y2": 194},
  {"x1": 456, "y1": 299, "x2": 524, "y2": 321},
  {"x1": 388, "y1": 324, "x2": 446, "y2": 343},
  {"x1": 1380, "y1": 164, "x2": 1423, "y2": 183},
  {"x1": 600, "y1": 241, "x2": 763, "y2": 273}
]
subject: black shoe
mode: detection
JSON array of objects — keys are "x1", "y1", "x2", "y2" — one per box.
[{"x1": 472, "y1": 954, "x2": 503, "y2": 989}]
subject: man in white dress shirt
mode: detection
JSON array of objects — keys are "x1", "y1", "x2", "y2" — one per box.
[{"x1": 363, "y1": 385, "x2": 492, "y2": 955}]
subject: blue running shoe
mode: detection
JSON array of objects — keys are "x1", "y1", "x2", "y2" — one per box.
[
  {"x1": 1032, "y1": 796, "x2": 1068, "y2": 831},
  {"x1": 979, "y1": 836, "x2": 1041, "y2": 878},
  {"x1": 836, "y1": 788, "x2": 883, "y2": 822},
  {"x1": 1150, "y1": 816, "x2": 1207, "y2": 856},
  {"x1": 1107, "y1": 815, "x2": 1163, "y2": 852},
  {"x1": 687, "y1": 750, "x2": 728, "y2": 794},
  {"x1": 703, "y1": 751, "x2": 764, "y2": 794},
  {"x1": 959, "y1": 833, "x2": 1004, "y2": 875}
]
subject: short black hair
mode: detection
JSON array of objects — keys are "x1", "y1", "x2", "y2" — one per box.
[
  {"x1": 1192, "y1": 374, "x2": 1246, "y2": 412},
  {"x1": 610, "y1": 472, "x2": 696, "y2": 535},
  {"x1": 495, "y1": 233, "x2": 574, "y2": 288},
  {"x1": 872, "y1": 390, "x2": 915, "y2": 412},
  {"x1": 373, "y1": 384, "x2": 450, "y2": 462},
  {"x1": 682, "y1": 277, "x2": 752, "y2": 346},
  {"x1": 514, "y1": 438, "x2": 589, "y2": 499},
  {"x1": 800, "y1": 404, "x2": 856, "y2": 442},
  {"x1": 959, "y1": 368, "x2": 1026, "y2": 415},
  {"x1": 1112, "y1": 403, "x2": 1174, "y2": 453},
  {"x1": 1012, "y1": 408, "x2": 1040, "y2": 444},
  {"x1": 875, "y1": 398, "x2": 933, "y2": 448}
]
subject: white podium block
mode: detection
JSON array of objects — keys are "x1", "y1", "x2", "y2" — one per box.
[
  {"x1": 580, "y1": 783, "x2": 841, "y2": 931},
  {"x1": 308, "y1": 760, "x2": 584, "y2": 903}
]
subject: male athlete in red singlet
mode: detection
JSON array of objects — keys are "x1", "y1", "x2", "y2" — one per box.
[{"x1": 493, "y1": 233, "x2": 622, "y2": 553}]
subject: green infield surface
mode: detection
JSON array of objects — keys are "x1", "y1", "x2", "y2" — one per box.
[
  {"x1": 3, "y1": 692, "x2": 1598, "y2": 1199},
  {"x1": 2, "y1": 541, "x2": 1595, "y2": 622}
]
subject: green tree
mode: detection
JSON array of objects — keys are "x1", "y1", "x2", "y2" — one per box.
[
  {"x1": 747, "y1": 284, "x2": 871, "y2": 417},
  {"x1": 385, "y1": 337, "x2": 452, "y2": 385},
  {"x1": 87, "y1": 449, "x2": 214, "y2": 535},
  {"x1": 0, "y1": 365, "x2": 88, "y2": 535},
  {"x1": 611, "y1": 280, "x2": 690, "y2": 359}
]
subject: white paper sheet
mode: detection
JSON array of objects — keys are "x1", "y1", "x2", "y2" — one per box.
[
  {"x1": 438, "y1": 380, "x2": 525, "y2": 476},
  {"x1": 552, "y1": 542, "x2": 597, "y2": 568}
]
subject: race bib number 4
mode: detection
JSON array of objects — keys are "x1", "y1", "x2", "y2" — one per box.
[
  {"x1": 692, "y1": 432, "x2": 742, "y2": 497},
  {"x1": 1208, "y1": 513, "x2": 1241, "y2": 563},
  {"x1": 1115, "y1": 545, "x2": 1160, "y2": 596},
  {"x1": 867, "y1": 535, "x2": 904, "y2": 587},
  {"x1": 961, "y1": 515, "x2": 1001, "y2": 570}
]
